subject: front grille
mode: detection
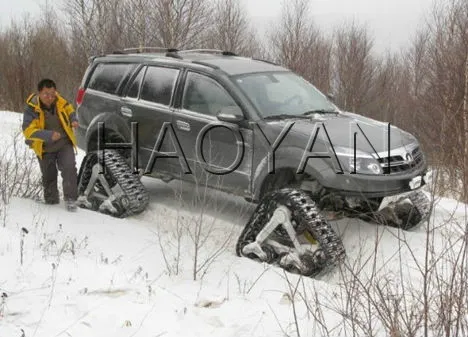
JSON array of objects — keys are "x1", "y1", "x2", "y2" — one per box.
[{"x1": 378, "y1": 146, "x2": 424, "y2": 174}]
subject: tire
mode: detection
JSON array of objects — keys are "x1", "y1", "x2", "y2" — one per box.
[{"x1": 77, "y1": 150, "x2": 149, "y2": 217}]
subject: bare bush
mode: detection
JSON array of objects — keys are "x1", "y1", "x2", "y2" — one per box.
[
  {"x1": 278, "y1": 194, "x2": 468, "y2": 337},
  {"x1": 0, "y1": 130, "x2": 42, "y2": 223},
  {"x1": 154, "y1": 171, "x2": 252, "y2": 280},
  {"x1": 186, "y1": 173, "x2": 250, "y2": 280}
]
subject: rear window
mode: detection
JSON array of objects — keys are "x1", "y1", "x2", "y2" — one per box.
[{"x1": 87, "y1": 63, "x2": 136, "y2": 95}]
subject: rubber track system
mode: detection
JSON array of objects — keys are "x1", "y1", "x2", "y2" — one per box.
[
  {"x1": 77, "y1": 150, "x2": 149, "y2": 217},
  {"x1": 349, "y1": 190, "x2": 431, "y2": 230},
  {"x1": 394, "y1": 190, "x2": 431, "y2": 230},
  {"x1": 236, "y1": 188, "x2": 346, "y2": 277}
]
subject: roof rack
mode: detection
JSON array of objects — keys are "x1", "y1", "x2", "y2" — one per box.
[
  {"x1": 178, "y1": 49, "x2": 237, "y2": 56},
  {"x1": 88, "y1": 54, "x2": 103, "y2": 63},
  {"x1": 165, "y1": 51, "x2": 183, "y2": 59},
  {"x1": 116, "y1": 47, "x2": 179, "y2": 54},
  {"x1": 252, "y1": 57, "x2": 279, "y2": 66},
  {"x1": 191, "y1": 60, "x2": 219, "y2": 69}
]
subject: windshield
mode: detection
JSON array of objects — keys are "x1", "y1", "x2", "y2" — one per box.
[{"x1": 232, "y1": 71, "x2": 339, "y2": 118}]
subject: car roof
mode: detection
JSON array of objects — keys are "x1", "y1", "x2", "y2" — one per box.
[{"x1": 93, "y1": 50, "x2": 289, "y2": 76}]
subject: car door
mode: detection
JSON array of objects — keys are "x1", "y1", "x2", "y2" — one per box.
[
  {"x1": 172, "y1": 70, "x2": 253, "y2": 195},
  {"x1": 119, "y1": 64, "x2": 183, "y2": 176}
]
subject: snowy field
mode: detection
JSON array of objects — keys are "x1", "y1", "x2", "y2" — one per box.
[{"x1": 1, "y1": 110, "x2": 467, "y2": 337}]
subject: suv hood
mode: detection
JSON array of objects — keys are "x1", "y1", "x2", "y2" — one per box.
[{"x1": 262, "y1": 111, "x2": 418, "y2": 154}]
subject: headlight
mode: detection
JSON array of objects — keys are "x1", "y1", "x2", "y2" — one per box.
[{"x1": 334, "y1": 146, "x2": 382, "y2": 175}]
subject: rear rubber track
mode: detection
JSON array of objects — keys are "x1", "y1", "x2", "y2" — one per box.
[{"x1": 77, "y1": 150, "x2": 149, "y2": 217}]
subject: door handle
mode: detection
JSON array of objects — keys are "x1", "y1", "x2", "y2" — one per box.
[
  {"x1": 176, "y1": 120, "x2": 191, "y2": 132},
  {"x1": 121, "y1": 106, "x2": 133, "y2": 117}
]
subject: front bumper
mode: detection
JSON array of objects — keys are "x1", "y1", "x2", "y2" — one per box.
[{"x1": 317, "y1": 162, "x2": 430, "y2": 199}]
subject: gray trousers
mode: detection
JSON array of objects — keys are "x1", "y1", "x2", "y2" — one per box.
[{"x1": 37, "y1": 144, "x2": 78, "y2": 203}]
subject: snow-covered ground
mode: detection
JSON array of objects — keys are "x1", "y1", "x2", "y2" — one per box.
[{"x1": 1, "y1": 110, "x2": 467, "y2": 337}]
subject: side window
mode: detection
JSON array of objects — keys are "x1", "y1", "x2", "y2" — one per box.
[
  {"x1": 87, "y1": 63, "x2": 136, "y2": 95},
  {"x1": 182, "y1": 72, "x2": 239, "y2": 116},
  {"x1": 140, "y1": 66, "x2": 179, "y2": 106},
  {"x1": 126, "y1": 67, "x2": 146, "y2": 99}
]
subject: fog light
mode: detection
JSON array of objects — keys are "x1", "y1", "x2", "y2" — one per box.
[{"x1": 367, "y1": 163, "x2": 381, "y2": 174}]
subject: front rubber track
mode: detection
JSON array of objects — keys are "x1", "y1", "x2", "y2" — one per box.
[{"x1": 236, "y1": 188, "x2": 346, "y2": 277}]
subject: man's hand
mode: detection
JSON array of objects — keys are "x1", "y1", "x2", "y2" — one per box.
[
  {"x1": 71, "y1": 121, "x2": 79, "y2": 128},
  {"x1": 51, "y1": 131, "x2": 61, "y2": 141}
]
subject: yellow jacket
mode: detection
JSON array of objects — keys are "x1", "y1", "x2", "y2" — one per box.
[{"x1": 22, "y1": 92, "x2": 77, "y2": 159}]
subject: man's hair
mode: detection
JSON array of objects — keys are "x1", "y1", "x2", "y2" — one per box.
[{"x1": 37, "y1": 78, "x2": 56, "y2": 92}]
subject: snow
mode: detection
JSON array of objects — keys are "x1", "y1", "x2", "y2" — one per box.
[{"x1": 1, "y1": 110, "x2": 467, "y2": 337}]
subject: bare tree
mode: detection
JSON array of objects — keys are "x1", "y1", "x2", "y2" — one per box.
[
  {"x1": 363, "y1": 53, "x2": 405, "y2": 123},
  {"x1": 464, "y1": 48, "x2": 468, "y2": 201},
  {"x1": 0, "y1": 19, "x2": 36, "y2": 111},
  {"x1": 146, "y1": 0, "x2": 212, "y2": 49},
  {"x1": 0, "y1": 5, "x2": 74, "y2": 111},
  {"x1": 63, "y1": 0, "x2": 127, "y2": 55},
  {"x1": 333, "y1": 20, "x2": 376, "y2": 113},
  {"x1": 269, "y1": 0, "x2": 333, "y2": 93},
  {"x1": 414, "y1": 0, "x2": 468, "y2": 200},
  {"x1": 406, "y1": 31, "x2": 430, "y2": 100},
  {"x1": 203, "y1": 0, "x2": 259, "y2": 56},
  {"x1": 120, "y1": 0, "x2": 160, "y2": 48},
  {"x1": 400, "y1": 31, "x2": 432, "y2": 144}
]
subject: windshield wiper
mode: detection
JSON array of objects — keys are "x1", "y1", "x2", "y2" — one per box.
[
  {"x1": 263, "y1": 114, "x2": 312, "y2": 120},
  {"x1": 302, "y1": 109, "x2": 339, "y2": 115}
]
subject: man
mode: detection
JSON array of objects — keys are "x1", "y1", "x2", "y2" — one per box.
[{"x1": 22, "y1": 78, "x2": 79, "y2": 212}]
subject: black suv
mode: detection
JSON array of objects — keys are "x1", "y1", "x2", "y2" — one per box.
[{"x1": 74, "y1": 48, "x2": 432, "y2": 276}]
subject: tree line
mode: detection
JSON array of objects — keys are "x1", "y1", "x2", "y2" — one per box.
[{"x1": 0, "y1": 0, "x2": 467, "y2": 200}]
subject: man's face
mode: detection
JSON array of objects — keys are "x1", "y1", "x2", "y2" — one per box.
[{"x1": 39, "y1": 87, "x2": 57, "y2": 108}]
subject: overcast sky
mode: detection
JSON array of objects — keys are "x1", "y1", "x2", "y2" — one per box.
[{"x1": 0, "y1": 0, "x2": 434, "y2": 53}]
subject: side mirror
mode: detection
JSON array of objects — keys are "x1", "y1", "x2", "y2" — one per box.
[
  {"x1": 327, "y1": 93, "x2": 335, "y2": 102},
  {"x1": 217, "y1": 106, "x2": 244, "y2": 123}
]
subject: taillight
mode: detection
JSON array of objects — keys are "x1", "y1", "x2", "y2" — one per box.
[{"x1": 76, "y1": 87, "x2": 85, "y2": 106}]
